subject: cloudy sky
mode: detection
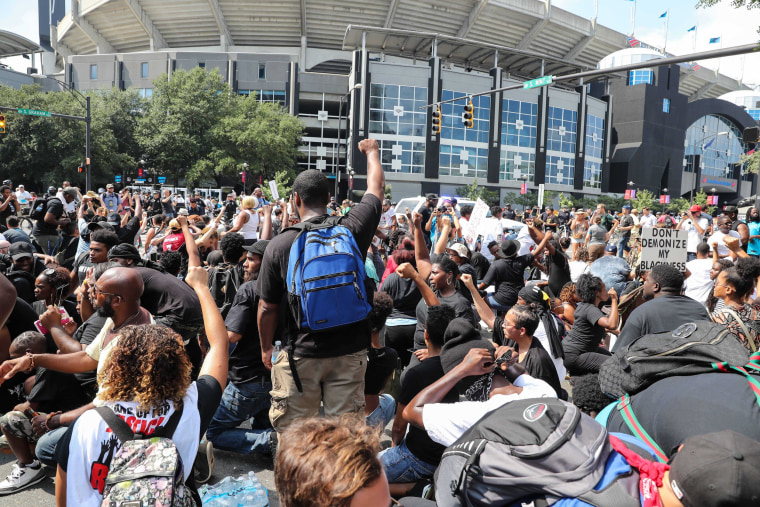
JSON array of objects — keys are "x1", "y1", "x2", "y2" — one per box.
[{"x1": 1, "y1": 0, "x2": 759, "y2": 87}]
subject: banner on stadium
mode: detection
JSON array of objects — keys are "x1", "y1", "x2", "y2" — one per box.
[{"x1": 640, "y1": 228, "x2": 687, "y2": 272}]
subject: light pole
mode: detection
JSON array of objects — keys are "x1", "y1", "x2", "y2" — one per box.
[
  {"x1": 338, "y1": 83, "x2": 363, "y2": 200},
  {"x1": 662, "y1": 187, "x2": 668, "y2": 213},
  {"x1": 521, "y1": 175, "x2": 528, "y2": 214}
]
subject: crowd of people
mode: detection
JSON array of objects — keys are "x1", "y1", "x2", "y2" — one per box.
[{"x1": 0, "y1": 147, "x2": 759, "y2": 506}]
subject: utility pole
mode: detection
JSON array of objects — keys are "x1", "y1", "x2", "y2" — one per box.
[{"x1": 85, "y1": 96, "x2": 91, "y2": 191}]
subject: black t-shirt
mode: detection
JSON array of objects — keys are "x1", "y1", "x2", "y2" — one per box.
[
  {"x1": 400, "y1": 356, "x2": 458, "y2": 465},
  {"x1": 548, "y1": 250, "x2": 571, "y2": 297},
  {"x1": 470, "y1": 252, "x2": 490, "y2": 281},
  {"x1": 6, "y1": 297, "x2": 37, "y2": 339},
  {"x1": 0, "y1": 196, "x2": 17, "y2": 227},
  {"x1": 117, "y1": 216, "x2": 141, "y2": 245},
  {"x1": 419, "y1": 206, "x2": 433, "y2": 246},
  {"x1": 225, "y1": 280, "x2": 272, "y2": 384},
  {"x1": 413, "y1": 291, "x2": 477, "y2": 350},
  {"x1": 29, "y1": 367, "x2": 93, "y2": 413},
  {"x1": 6, "y1": 269, "x2": 37, "y2": 304},
  {"x1": 519, "y1": 338, "x2": 564, "y2": 399},
  {"x1": 606, "y1": 373, "x2": 760, "y2": 457},
  {"x1": 557, "y1": 211, "x2": 571, "y2": 225},
  {"x1": 161, "y1": 198, "x2": 175, "y2": 215},
  {"x1": 148, "y1": 198, "x2": 163, "y2": 216},
  {"x1": 380, "y1": 272, "x2": 422, "y2": 320},
  {"x1": 55, "y1": 374, "x2": 223, "y2": 471},
  {"x1": 612, "y1": 295, "x2": 710, "y2": 353},
  {"x1": 71, "y1": 313, "x2": 108, "y2": 388},
  {"x1": 481, "y1": 254, "x2": 534, "y2": 306},
  {"x1": 258, "y1": 193, "x2": 382, "y2": 358},
  {"x1": 72, "y1": 252, "x2": 93, "y2": 285},
  {"x1": 562, "y1": 302, "x2": 606, "y2": 355},
  {"x1": 503, "y1": 209, "x2": 517, "y2": 221},
  {"x1": 134, "y1": 267, "x2": 203, "y2": 326},
  {"x1": 223, "y1": 200, "x2": 237, "y2": 219},
  {"x1": 619, "y1": 214, "x2": 634, "y2": 238},
  {"x1": 365, "y1": 346, "x2": 398, "y2": 395},
  {"x1": 32, "y1": 197, "x2": 64, "y2": 236}
]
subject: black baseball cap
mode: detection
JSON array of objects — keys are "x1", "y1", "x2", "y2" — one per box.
[{"x1": 243, "y1": 240, "x2": 270, "y2": 256}]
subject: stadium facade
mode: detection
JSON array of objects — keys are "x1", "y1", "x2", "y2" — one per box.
[{"x1": 1, "y1": 0, "x2": 758, "y2": 203}]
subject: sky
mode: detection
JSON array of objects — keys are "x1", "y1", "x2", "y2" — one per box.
[{"x1": 1, "y1": 0, "x2": 759, "y2": 87}]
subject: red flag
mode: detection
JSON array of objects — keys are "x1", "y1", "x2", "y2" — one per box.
[
  {"x1": 520, "y1": 183, "x2": 527, "y2": 195},
  {"x1": 624, "y1": 189, "x2": 631, "y2": 199},
  {"x1": 241, "y1": 171, "x2": 246, "y2": 183},
  {"x1": 659, "y1": 195, "x2": 670, "y2": 204}
]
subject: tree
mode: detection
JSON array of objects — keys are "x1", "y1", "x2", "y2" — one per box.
[
  {"x1": 456, "y1": 178, "x2": 499, "y2": 206},
  {"x1": 596, "y1": 194, "x2": 626, "y2": 212},
  {"x1": 558, "y1": 193, "x2": 574, "y2": 209},
  {"x1": 741, "y1": 151, "x2": 760, "y2": 175},
  {"x1": 631, "y1": 189, "x2": 656, "y2": 211},
  {"x1": 666, "y1": 197, "x2": 690, "y2": 214},
  {"x1": 693, "y1": 189, "x2": 717, "y2": 215}
]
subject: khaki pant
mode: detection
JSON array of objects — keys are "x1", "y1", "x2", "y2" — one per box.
[
  {"x1": 588, "y1": 243, "x2": 605, "y2": 262},
  {"x1": 269, "y1": 349, "x2": 367, "y2": 433}
]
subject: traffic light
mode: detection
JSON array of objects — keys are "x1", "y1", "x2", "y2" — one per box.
[
  {"x1": 0, "y1": 115, "x2": 5, "y2": 134},
  {"x1": 463, "y1": 99, "x2": 474, "y2": 129},
  {"x1": 138, "y1": 168, "x2": 144, "y2": 178},
  {"x1": 78, "y1": 165, "x2": 83, "y2": 173},
  {"x1": 431, "y1": 105, "x2": 441, "y2": 134}
]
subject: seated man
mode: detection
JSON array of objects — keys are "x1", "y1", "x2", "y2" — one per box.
[
  {"x1": 275, "y1": 417, "x2": 391, "y2": 507},
  {"x1": 613, "y1": 263, "x2": 709, "y2": 352},
  {"x1": 380, "y1": 306, "x2": 456, "y2": 493},
  {"x1": 403, "y1": 329, "x2": 556, "y2": 447},
  {"x1": 588, "y1": 244, "x2": 634, "y2": 296},
  {"x1": 0, "y1": 332, "x2": 93, "y2": 495}
]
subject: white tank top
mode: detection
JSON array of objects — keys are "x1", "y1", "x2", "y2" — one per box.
[{"x1": 240, "y1": 209, "x2": 260, "y2": 240}]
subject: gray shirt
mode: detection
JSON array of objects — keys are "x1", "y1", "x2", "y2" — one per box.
[{"x1": 587, "y1": 224, "x2": 607, "y2": 245}]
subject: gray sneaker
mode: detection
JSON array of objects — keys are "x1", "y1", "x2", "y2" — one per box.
[
  {"x1": 0, "y1": 462, "x2": 45, "y2": 495},
  {"x1": 193, "y1": 440, "x2": 214, "y2": 484}
]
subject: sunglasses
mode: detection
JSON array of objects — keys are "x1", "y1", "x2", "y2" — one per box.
[{"x1": 92, "y1": 285, "x2": 121, "y2": 299}]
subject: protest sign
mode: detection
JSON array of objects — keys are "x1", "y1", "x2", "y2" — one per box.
[
  {"x1": 268, "y1": 180, "x2": 280, "y2": 201},
  {"x1": 639, "y1": 227, "x2": 687, "y2": 272},
  {"x1": 462, "y1": 198, "x2": 489, "y2": 246}
]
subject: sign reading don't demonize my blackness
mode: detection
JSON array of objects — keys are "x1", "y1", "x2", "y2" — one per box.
[{"x1": 640, "y1": 228, "x2": 687, "y2": 272}]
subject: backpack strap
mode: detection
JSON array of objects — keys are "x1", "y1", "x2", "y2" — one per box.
[
  {"x1": 95, "y1": 405, "x2": 184, "y2": 442},
  {"x1": 715, "y1": 308, "x2": 756, "y2": 353},
  {"x1": 615, "y1": 395, "x2": 668, "y2": 463},
  {"x1": 712, "y1": 351, "x2": 760, "y2": 406}
]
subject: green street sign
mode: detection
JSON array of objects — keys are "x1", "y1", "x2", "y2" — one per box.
[
  {"x1": 17, "y1": 108, "x2": 51, "y2": 117},
  {"x1": 523, "y1": 75, "x2": 554, "y2": 89}
]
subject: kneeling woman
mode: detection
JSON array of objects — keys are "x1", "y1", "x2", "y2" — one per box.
[
  {"x1": 562, "y1": 273, "x2": 618, "y2": 376},
  {"x1": 54, "y1": 266, "x2": 226, "y2": 506}
]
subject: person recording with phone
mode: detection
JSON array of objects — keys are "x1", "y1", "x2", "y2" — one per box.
[{"x1": 425, "y1": 199, "x2": 461, "y2": 247}]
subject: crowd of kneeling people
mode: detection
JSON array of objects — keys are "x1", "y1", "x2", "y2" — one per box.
[{"x1": 0, "y1": 158, "x2": 760, "y2": 505}]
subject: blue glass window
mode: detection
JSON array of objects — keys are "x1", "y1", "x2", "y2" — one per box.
[
  {"x1": 90, "y1": 65, "x2": 97, "y2": 80},
  {"x1": 629, "y1": 70, "x2": 653, "y2": 85},
  {"x1": 683, "y1": 114, "x2": 746, "y2": 179},
  {"x1": 141, "y1": 62, "x2": 149, "y2": 78},
  {"x1": 663, "y1": 98, "x2": 670, "y2": 113},
  {"x1": 439, "y1": 90, "x2": 490, "y2": 179},
  {"x1": 546, "y1": 106, "x2": 577, "y2": 154},
  {"x1": 499, "y1": 99, "x2": 537, "y2": 182}
]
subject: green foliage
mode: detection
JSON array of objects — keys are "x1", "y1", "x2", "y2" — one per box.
[
  {"x1": 693, "y1": 189, "x2": 717, "y2": 215},
  {"x1": 558, "y1": 193, "x2": 574, "y2": 208},
  {"x1": 666, "y1": 198, "x2": 690, "y2": 214},
  {"x1": 385, "y1": 184, "x2": 392, "y2": 200},
  {"x1": 261, "y1": 170, "x2": 294, "y2": 203},
  {"x1": 456, "y1": 178, "x2": 499, "y2": 206},
  {"x1": 742, "y1": 151, "x2": 760, "y2": 174},
  {"x1": 631, "y1": 189, "x2": 656, "y2": 210},
  {"x1": 596, "y1": 194, "x2": 626, "y2": 212}
]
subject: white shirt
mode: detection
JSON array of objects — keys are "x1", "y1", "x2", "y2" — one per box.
[
  {"x1": 684, "y1": 258, "x2": 714, "y2": 305},
  {"x1": 680, "y1": 217, "x2": 709, "y2": 253},
  {"x1": 706, "y1": 230, "x2": 741, "y2": 257},
  {"x1": 569, "y1": 260, "x2": 589, "y2": 283},
  {"x1": 379, "y1": 207, "x2": 396, "y2": 229},
  {"x1": 15, "y1": 190, "x2": 32, "y2": 205},
  {"x1": 517, "y1": 226, "x2": 536, "y2": 257},
  {"x1": 64, "y1": 384, "x2": 201, "y2": 507},
  {"x1": 479, "y1": 217, "x2": 503, "y2": 261},
  {"x1": 639, "y1": 213, "x2": 657, "y2": 229},
  {"x1": 422, "y1": 374, "x2": 556, "y2": 446}
]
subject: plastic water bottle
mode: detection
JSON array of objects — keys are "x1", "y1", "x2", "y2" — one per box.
[{"x1": 272, "y1": 341, "x2": 282, "y2": 364}]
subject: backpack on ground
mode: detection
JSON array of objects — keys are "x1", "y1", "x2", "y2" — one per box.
[
  {"x1": 434, "y1": 398, "x2": 642, "y2": 507},
  {"x1": 207, "y1": 263, "x2": 242, "y2": 318},
  {"x1": 599, "y1": 320, "x2": 749, "y2": 399},
  {"x1": 95, "y1": 405, "x2": 197, "y2": 507},
  {"x1": 29, "y1": 196, "x2": 50, "y2": 221},
  {"x1": 285, "y1": 217, "x2": 373, "y2": 332}
]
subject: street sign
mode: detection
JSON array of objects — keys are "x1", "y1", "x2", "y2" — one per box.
[
  {"x1": 522, "y1": 75, "x2": 553, "y2": 89},
  {"x1": 158, "y1": 176, "x2": 167, "y2": 184},
  {"x1": 114, "y1": 175, "x2": 122, "y2": 183},
  {"x1": 537, "y1": 183, "x2": 545, "y2": 208},
  {"x1": 135, "y1": 179, "x2": 146, "y2": 184},
  {"x1": 17, "y1": 108, "x2": 51, "y2": 117}
]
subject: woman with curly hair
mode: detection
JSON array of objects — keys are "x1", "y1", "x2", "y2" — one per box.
[
  {"x1": 555, "y1": 282, "x2": 579, "y2": 332},
  {"x1": 54, "y1": 265, "x2": 227, "y2": 506},
  {"x1": 562, "y1": 273, "x2": 618, "y2": 376},
  {"x1": 711, "y1": 257, "x2": 760, "y2": 353},
  {"x1": 32, "y1": 267, "x2": 79, "y2": 325}
]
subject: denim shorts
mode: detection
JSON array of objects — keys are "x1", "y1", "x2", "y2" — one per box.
[{"x1": 379, "y1": 439, "x2": 437, "y2": 483}]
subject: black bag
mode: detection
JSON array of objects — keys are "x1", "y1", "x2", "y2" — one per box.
[
  {"x1": 599, "y1": 321, "x2": 749, "y2": 398},
  {"x1": 29, "y1": 196, "x2": 50, "y2": 221},
  {"x1": 434, "y1": 398, "x2": 640, "y2": 507}
]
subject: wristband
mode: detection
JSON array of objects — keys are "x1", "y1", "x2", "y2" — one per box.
[{"x1": 25, "y1": 352, "x2": 34, "y2": 372}]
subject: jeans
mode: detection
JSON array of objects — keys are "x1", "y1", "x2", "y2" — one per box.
[
  {"x1": 379, "y1": 439, "x2": 438, "y2": 483},
  {"x1": 206, "y1": 379, "x2": 273, "y2": 454},
  {"x1": 487, "y1": 294, "x2": 511, "y2": 315},
  {"x1": 36, "y1": 426, "x2": 68, "y2": 467},
  {"x1": 564, "y1": 347, "x2": 612, "y2": 376},
  {"x1": 617, "y1": 235, "x2": 631, "y2": 258},
  {"x1": 366, "y1": 394, "x2": 396, "y2": 429}
]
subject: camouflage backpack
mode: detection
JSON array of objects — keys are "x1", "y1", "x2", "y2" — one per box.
[{"x1": 95, "y1": 406, "x2": 197, "y2": 507}]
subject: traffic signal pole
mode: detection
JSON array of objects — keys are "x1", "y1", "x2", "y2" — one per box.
[{"x1": 85, "y1": 96, "x2": 91, "y2": 191}]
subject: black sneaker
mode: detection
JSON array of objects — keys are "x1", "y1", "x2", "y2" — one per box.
[{"x1": 193, "y1": 440, "x2": 214, "y2": 484}]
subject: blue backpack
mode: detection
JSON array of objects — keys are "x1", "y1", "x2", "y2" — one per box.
[{"x1": 285, "y1": 217, "x2": 373, "y2": 332}]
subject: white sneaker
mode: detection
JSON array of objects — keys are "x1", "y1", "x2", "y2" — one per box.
[{"x1": 0, "y1": 462, "x2": 45, "y2": 495}]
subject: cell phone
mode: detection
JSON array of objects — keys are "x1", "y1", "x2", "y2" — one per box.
[{"x1": 34, "y1": 307, "x2": 71, "y2": 335}]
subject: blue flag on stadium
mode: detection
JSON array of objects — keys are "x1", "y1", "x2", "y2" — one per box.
[
  {"x1": 687, "y1": 26, "x2": 696, "y2": 32},
  {"x1": 709, "y1": 37, "x2": 721, "y2": 44},
  {"x1": 659, "y1": 11, "x2": 667, "y2": 18}
]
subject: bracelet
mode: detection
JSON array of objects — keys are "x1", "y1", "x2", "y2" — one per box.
[
  {"x1": 46, "y1": 412, "x2": 62, "y2": 431},
  {"x1": 25, "y1": 352, "x2": 34, "y2": 372}
]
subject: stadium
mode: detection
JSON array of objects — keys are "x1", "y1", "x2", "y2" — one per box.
[{"x1": 1, "y1": 0, "x2": 759, "y2": 203}]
